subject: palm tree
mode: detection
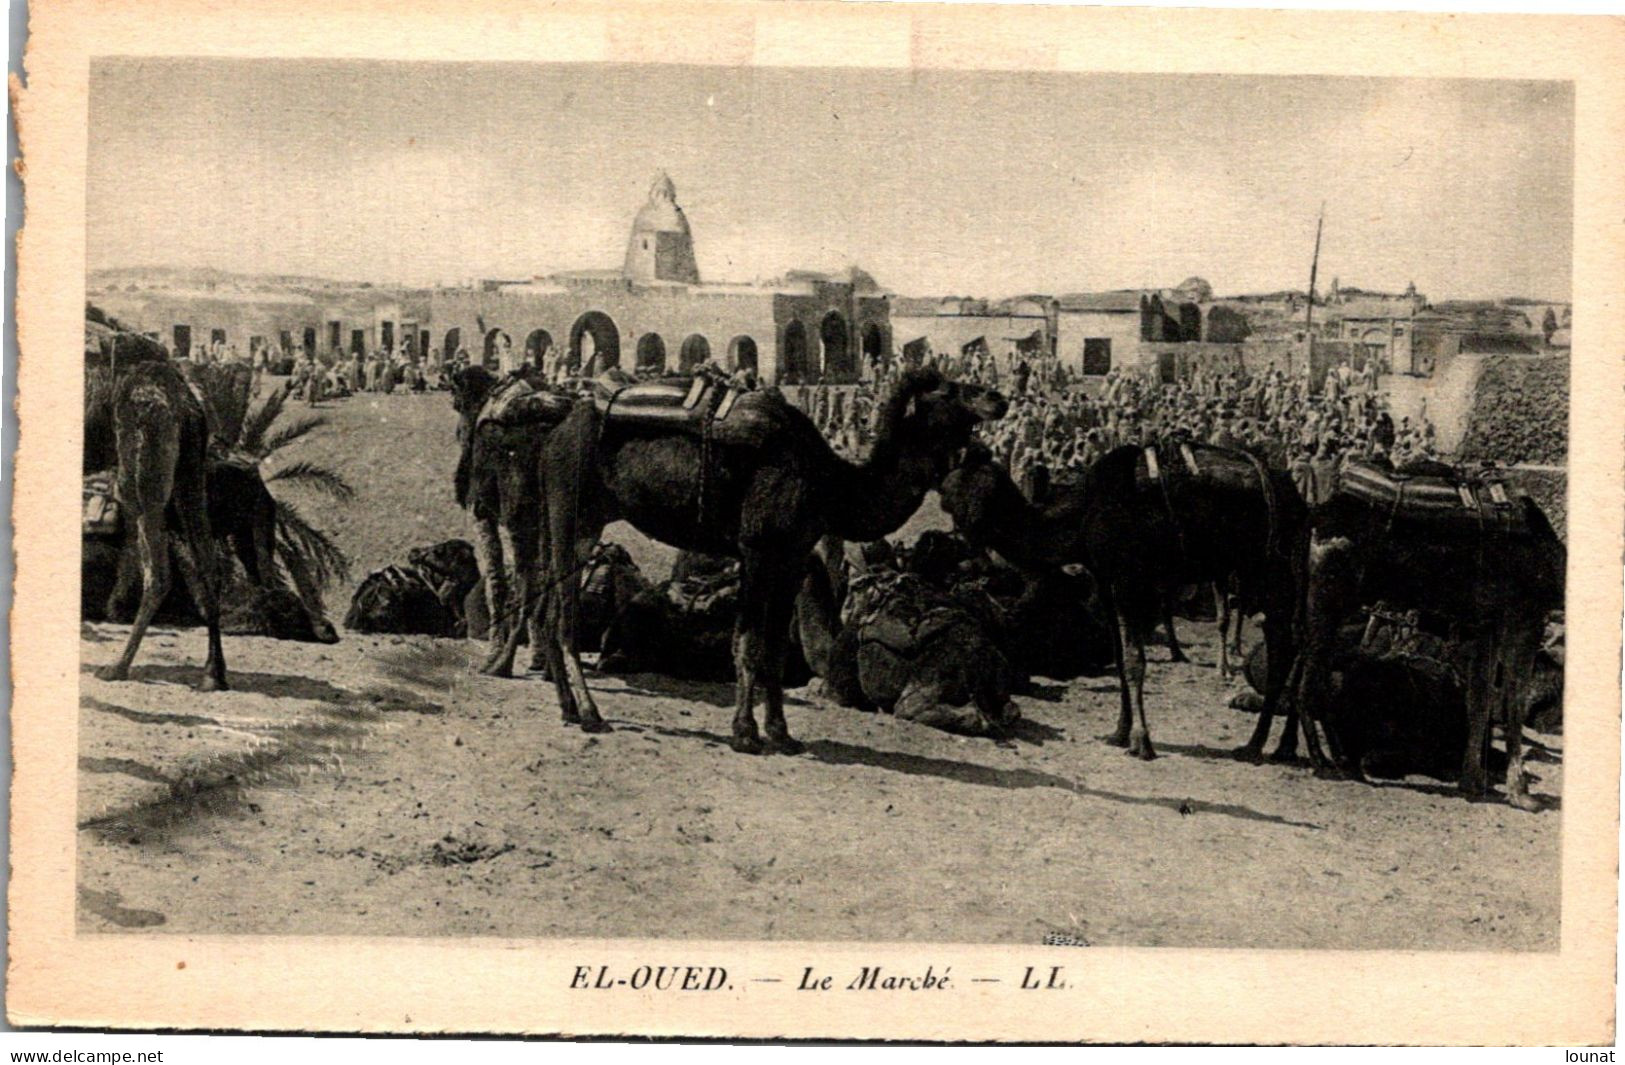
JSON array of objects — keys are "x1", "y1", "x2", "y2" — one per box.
[{"x1": 201, "y1": 374, "x2": 355, "y2": 596}]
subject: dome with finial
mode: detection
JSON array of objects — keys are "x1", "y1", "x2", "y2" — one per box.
[{"x1": 624, "y1": 170, "x2": 700, "y2": 284}]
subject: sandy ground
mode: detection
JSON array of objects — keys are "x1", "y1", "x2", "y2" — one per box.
[{"x1": 76, "y1": 388, "x2": 1562, "y2": 948}]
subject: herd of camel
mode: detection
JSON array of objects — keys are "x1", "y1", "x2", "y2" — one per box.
[{"x1": 88, "y1": 351, "x2": 1565, "y2": 811}]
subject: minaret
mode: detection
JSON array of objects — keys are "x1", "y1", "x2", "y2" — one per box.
[{"x1": 623, "y1": 171, "x2": 700, "y2": 285}]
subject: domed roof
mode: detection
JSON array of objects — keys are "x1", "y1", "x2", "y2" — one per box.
[
  {"x1": 630, "y1": 171, "x2": 692, "y2": 237},
  {"x1": 624, "y1": 170, "x2": 700, "y2": 284}
]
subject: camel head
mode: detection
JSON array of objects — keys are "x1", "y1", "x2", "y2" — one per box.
[
  {"x1": 881, "y1": 369, "x2": 1008, "y2": 480},
  {"x1": 449, "y1": 364, "x2": 500, "y2": 440},
  {"x1": 938, "y1": 442, "x2": 1024, "y2": 543}
]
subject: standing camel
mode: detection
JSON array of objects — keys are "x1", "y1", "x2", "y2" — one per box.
[
  {"x1": 449, "y1": 365, "x2": 573, "y2": 675},
  {"x1": 944, "y1": 441, "x2": 1306, "y2": 760},
  {"x1": 534, "y1": 368, "x2": 1007, "y2": 752},
  {"x1": 92, "y1": 361, "x2": 228, "y2": 689},
  {"x1": 1295, "y1": 461, "x2": 1565, "y2": 809}
]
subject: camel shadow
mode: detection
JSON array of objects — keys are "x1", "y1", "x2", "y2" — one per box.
[
  {"x1": 804, "y1": 739, "x2": 1323, "y2": 829},
  {"x1": 78, "y1": 754, "x2": 173, "y2": 786},
  {"x1": 1016, "y1": 681, "x2": 1069, "y2": 703},
  {"x1": 806, "y1": 738, "x2": 1079, "y2": 791},
  {"x1": 604, "y1": 672, "x2": 818, "y2": 711},
  {"x1": 80, "y1": 696, "x2": 220, "y2": 729},
  {"x1": 615, "y1": 719, "x2": 734, "y2": 750},
  {"x1": 1153, "y1": 740, "x2": 1268, "y2": 765},
  {"x1": 1365, "y1": 776, "x2": 1562, "y2": 813},
  {"x1": 996, "y1": 717, "x2": 1067, "y2": 747},
  {"x1": 83, "y1": 663, "x2": 445, "y2": 718},
  {"x1": 603, "y1": 673, "x2": 738, "y2": 709},
  {"x1": 84, "y1": 662, "x2": 357, "y2": 704}
]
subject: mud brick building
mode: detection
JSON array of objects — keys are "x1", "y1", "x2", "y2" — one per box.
[{"x1": 428, "y1": 173, "x2": 891, "y2": 385}]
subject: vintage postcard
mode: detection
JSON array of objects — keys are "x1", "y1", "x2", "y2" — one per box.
[{"x1": 8, "y1": 0, "x2": 1622, "y2": 1043}]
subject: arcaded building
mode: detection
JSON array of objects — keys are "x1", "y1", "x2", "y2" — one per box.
[{"x1": 428, "y1": 173, "x2": 892, "y2": 385}]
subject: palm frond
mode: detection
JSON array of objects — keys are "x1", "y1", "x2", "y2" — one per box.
[
  {"x1": 239, "y1": 389, "x2": 288, "y2": 454},
  {"x1": 273, "y1": 498, "x2": 351, "y2": 589},
  {"x1": 264, "y1": 460, "x2": 357, "y2": 503},
  {"x1": 261, "y1": 415, "x2": 328, "y2": 457}
]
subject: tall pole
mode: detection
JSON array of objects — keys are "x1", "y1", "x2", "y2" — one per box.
[
  {"x1": 1305, "y1": 203, "x2": 1325, "y2": 335},
  {"x1": 1303, "y1": 203, "x2": 1324, "y2": 386}
]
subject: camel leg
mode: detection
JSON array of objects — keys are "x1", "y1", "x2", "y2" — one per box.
[
  {"x1": 537, "y1": 567, "x2": 579, "y2": 724},
  {"x1": 1296, "y1": 535, "x2": 1354, "y2": 777},
  {"x1": 1460, "y1": 633, "x2": 1495, "y2": 799},
  {"x1": 1228, "y1": 604, "x2": 1246, "y2": 680},
  {"x1": 483, "y1": 520, "x2": 527, "y2": 677},
  {"x1": 759, "y1": 580, "x2": 804, "y2": 756},
  {"x1": 1104, "y1": 590, "x2": 1134, "y2": 748},
  {"x1": 729, "y1": 557, "x2": 786, "y2": 755},
  {"x1": 1215, "y1": 585, "x2": 1232, "y2": 679},
  {"x1": 97, "y1": 506, "x2": 171, "y2": 682},
  {"x1": 1269, "y1": 651, "x2": 1304, "y2": 763},
  {"x1": 472, "y1": 516, "x2": 511, "y2": 675},
  {"x1": 1238, "y1": 615, "x2": 1292, "y2": 761},
  {"x1": 1163, "y1": 599, "x2": 1188, "y2": 664},
  {"x1": 548, "y1": 521, "x2": 607, "y2": 731},
  {"x1": 1500, "y1": 617, "x2": 1542, "y2": 812},
  {"x1": 1117, "y1": 613, "x2": 1155, "y2": 760},
  {"x1": 168, "y1": 462, "x2": 228, "y2": 691}
]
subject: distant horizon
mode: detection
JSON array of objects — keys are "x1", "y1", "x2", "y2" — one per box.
[
  {"x1": 89, "y1": 60, "x2": 1574, "y2": 305},
  {"x1": 85, "y1": 261, "x2": 1570, "y2": 308}
]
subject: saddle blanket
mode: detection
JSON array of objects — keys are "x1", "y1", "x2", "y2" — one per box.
[
  {"x1": 592, "y1": 372, "x2": 741, "y2": 432},
  {"x1": 1338, "y1": 461, "x2": 1525, "y2": 535}
]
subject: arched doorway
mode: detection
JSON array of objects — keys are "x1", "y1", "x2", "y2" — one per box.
[
  {"x1": 302, "y1": 326, "x2": 318, "y2": 354},
  {"x1": 679, "y1": 334, "x2": 710, "y2": 370},
  {"x1": 782, "y1": 320, "x2": 810, "y2": 383},
  {"x1": 483, "y1": 329, "x2": 511, "y2": 370},
  {"x1": 728, "y1": 335, "x2": 758, "y2": 374},
  {"x1": 569, "y1": 311, "x2": 621, "y2": 374},
  {"x1": 525, "y1": 329, "x2": 555, "y2": 368},
  {"x1": 442, "y1": 327, "x2": 461, "y2": 361},
  {"x1": 820, "y1": 312, "x2": 852, "y2": 380},
  {"x1": 635, "y1": 333, "x2": 667, "y2": 373},
  {"x1": 861, "y1": 322, "x2": 886, "y2": 372}
]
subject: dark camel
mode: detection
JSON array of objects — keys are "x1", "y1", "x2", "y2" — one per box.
[
  {"x1": 534, "y1": 368, "x2": 1007, "y2": 752},
  {"x1": 91, "y1": 361, "x2": 228, "y2": 689},
  {"x1": 450, "y1": 365, "x2": 566, "y2": 675},
  {"x1": 1295, "y1": 462, "x2": 1565, "y2": 809},
  {"x1": 943, "y1": 441, "x2": 1306, "y2": 760}
]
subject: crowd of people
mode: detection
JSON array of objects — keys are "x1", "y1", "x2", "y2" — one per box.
[
  {"x1": 799, "y1": 350, "x2": 1441, "y2": 505},
  {"x1": 191, "y1": 332, "x2": 1441, "y2": 495}
]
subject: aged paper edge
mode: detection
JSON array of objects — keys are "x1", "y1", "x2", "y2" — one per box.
[{"x1": 8, "y1": 0, "x2": 1622, "y2": 1043}]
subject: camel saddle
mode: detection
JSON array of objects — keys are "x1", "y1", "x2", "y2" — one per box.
[
  {"x1": 662, "y1": 561, "x2": 741, "y2": 622},
  {"x1": 592, "y1": 370, "x2": 752, "y2": 437},
  {"x1": 477, "y1": 373, "x2": 574, "y2": 428},
  {"x1": 1336, "y1": 461, "x2": 1528, "y2": 537},
  {"x1": 83, "y1": 471, "x2": 120, "y2": 537},
  {"x1": 846, "y1": 571, "x2": 971, "y2": 658}
]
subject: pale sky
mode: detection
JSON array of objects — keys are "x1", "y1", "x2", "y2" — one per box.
[{"x1": 88, "y1": 60, "x2": 1573, "y2": 302}]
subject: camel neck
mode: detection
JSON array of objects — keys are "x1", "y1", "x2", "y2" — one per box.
[
  {"x1": 979, "y1": 483, "x2": 1085, "y2": 572},
  {"x1": 825, "y1": 446, "x2": 939, "y2": 543}
]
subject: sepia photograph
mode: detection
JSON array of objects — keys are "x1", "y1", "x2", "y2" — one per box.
[{"x1": 10, "y1": 0, "x2": 1622, "y2": 1043}]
